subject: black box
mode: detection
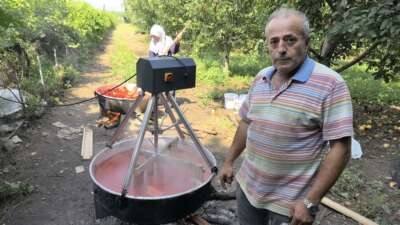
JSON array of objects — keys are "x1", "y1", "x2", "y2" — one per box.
[{"x1": 136, "y1": 57, "x2": 196, "y2": 94}]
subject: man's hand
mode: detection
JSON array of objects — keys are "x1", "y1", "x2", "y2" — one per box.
[
  {"x1": 290, "y1": 200, "x2": 314, "y2": 225},
  {"x1": 219, "y1": 119, "x2": 249, "y2": 190},
  {"x1": 219, "y1": 162, "x2": 234, "y2": 190}
]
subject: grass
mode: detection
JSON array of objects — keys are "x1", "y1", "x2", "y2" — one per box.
[
  {"x1": 193, "y1": 51, "x2": 400, "y2": 110},
  {"x1": 109, "y1": 23, "x2": 138, "y2": 81},
  {"x1": 0, "y1": 181, "x2": 34, "y2": 201},
  {"x1": 342, "y1": 64, "x2": 400, "y2": 106},
  {"x1": 192, "y1": 52, "x2": 264, "y2": 106}
]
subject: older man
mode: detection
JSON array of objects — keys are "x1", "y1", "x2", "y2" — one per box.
[{"x1": 220, "y1": 7, "x2": 353, "y2": 225}]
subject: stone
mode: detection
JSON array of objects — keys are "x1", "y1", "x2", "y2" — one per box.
[
  {"x1": 75, "y1": 165, "x2": 85, "y2": 174},
  {"x1": 0, "y1": 120, "x2": 23, "y2": 136},
  {"x1": 10, "y1": 135, "x2": 22, "y2": 144},
  {"x1": 2, "y1": 139, "x2": 17, "y2": 152},
  {"x1": 56, "y1": 127, "x2": 81, "y2": 140},
  {"x1": 52, "y1": 121, "x2": 68, "y2": 128},
  {"x1": 0, "y1": 89, "x2": 23, "y2": 118}
]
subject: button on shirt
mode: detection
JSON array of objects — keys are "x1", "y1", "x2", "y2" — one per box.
[{"x1": 236, "y1": 57, "x2": 353, "y2": 216}]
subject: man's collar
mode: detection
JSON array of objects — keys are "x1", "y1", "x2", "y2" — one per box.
[{"x1": 263, "y1": 56, "x2": 315, "y2": 83}]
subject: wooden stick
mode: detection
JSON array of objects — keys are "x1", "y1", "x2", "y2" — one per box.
[
  {"x1": 321, "y1": 197, "x2": 379, "y2": 225},
  {"x1": 7, "y1": 121, "x2": 24, "y2": 140},
  {"x1": 81, "y1": 127, "x2": 93, "y2": 160},
  {"x1": 205, "y1": 192, "x2": 378, "y2": 225},
  {"x1": 161, "y1": 26, "x2": 188, "y2": 55},
  {"x1": 189, "y1": 214, "x2": 210, "y2": 225}
]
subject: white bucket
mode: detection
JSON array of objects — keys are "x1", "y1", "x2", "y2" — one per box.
[
  {"x1": 224, "y1": 93, "x2": 238, "y2": 109},
  {"x1": 236, "y1": 94, "x2": 247, "y2": 110},
  {"x1": 351, "y1": 137, "x2": 363, "y2": 159}
]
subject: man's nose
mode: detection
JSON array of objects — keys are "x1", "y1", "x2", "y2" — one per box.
[{"x1": 278, "y1": 41, "x2": 287, "y2": 54}]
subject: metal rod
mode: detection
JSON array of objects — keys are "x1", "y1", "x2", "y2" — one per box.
[
  {"x1": 153, "y1": 95, "x2": 159, "y2": 154},
  {"x1": 165, "y1": 92, "x2": 216, "y2": 170},
  {"x1": 121, "y1": 96, "x2": 156, "y2": 196},
  {"x1": 159, "y1": 93, "x2": 185, "y2": 139},
  {"x1": 106, "y1": 94, "x2": 144, "y2": 148},
  {"x1": 160, "y1": 121, "x2": 181, "y2": 132}
]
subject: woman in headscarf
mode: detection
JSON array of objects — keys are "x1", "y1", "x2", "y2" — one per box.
[{"x1": 149, "y1": 24, "x2": 180, "y2": 57}]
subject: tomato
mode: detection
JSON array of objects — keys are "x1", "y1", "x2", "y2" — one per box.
[{"x1": 97, "y1": 85, "x2": 139, "y2": 100}]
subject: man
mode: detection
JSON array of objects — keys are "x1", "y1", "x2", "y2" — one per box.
[{"x1": 219, "y1": 7, "x2": 353, "y2": 225}]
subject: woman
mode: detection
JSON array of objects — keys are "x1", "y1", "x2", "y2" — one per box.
[{"x1": 148, "y1": 24, "x2": 180, "y2": 57}]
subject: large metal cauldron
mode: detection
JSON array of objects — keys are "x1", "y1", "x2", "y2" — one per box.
[
  {"x1": 94, "y1": 84, "x2": 150, "y2": 114},
  {"x1": 89, "y1": 136, "x2": 217, "y2": 224}
]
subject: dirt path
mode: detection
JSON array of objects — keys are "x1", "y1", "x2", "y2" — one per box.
[
  {"x1": 0, "y1": 24, "x2": 149, "y2": 225},
  {"x1": 0, "y1": 23, "x2": 236, "y2": 225}
]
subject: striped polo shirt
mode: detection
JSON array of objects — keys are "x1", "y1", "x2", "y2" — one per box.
[{"x1": 236, "y1": 57, "x2": 353, "y2": 216}]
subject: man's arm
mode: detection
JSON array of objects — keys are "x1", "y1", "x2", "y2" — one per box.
[
  {"x1": 219, "y1": 119, "x2": 249, "y2": 189},
  {"x1": 291, "y1": 136, "x2": 351, "y2": 225},
  {"x1": 307, "y1": 136, "x2": 351, "y2": 202}
]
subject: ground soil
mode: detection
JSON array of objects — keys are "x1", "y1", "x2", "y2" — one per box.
[{"x1": 1, "y1": 23, "x2": 399, "y2": 225}]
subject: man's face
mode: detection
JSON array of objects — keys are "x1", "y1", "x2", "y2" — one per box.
[{"x1": 266, "y1": 15, "x2": 308, "y2": 75}]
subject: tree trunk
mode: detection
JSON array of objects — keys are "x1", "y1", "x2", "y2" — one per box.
[
  {"x1": 320, "y1": 36, "x2": 337, "y2": 66},
  {"x1": 223, "y1": 42, "x2": 230, "y2": 73}
]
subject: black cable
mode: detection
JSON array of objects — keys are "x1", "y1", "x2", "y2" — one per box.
[{"x1": 0, "y1": 73, "x2": 136, "y2": 108}]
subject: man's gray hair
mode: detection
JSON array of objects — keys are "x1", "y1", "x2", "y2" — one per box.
[{"x1": 265, "y1": 7, "x2": 310, "y2": 41}]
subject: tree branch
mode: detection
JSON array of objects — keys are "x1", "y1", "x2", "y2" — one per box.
[
  {"x1": 309, "y1": 47, "x2": 323, "y2": 61},
  {"x1": 335, "y1": 42, "x2": 380, "y2": 73}
]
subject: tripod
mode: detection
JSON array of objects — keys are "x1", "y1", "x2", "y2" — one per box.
[{"x1": 105, "y1": 90, "x2": 217, "y2": 196}]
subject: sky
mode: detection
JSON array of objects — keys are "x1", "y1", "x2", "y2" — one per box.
[{"x1": 82, "y1": 0, "x2": 124, "y2": 12}]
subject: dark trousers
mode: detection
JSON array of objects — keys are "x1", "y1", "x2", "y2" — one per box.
[{"x1": 236, "y1": 187, "x2": 291, "y2": 225}]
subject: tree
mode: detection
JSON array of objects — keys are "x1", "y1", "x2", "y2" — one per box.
[
  {"x1": 125, "y1": 0, "x2": 400, "y2": 80},
  {"x1": 185, "y1": 0, "x2": 269, "y2": 72},
  {"x1": 292, "y1": 0, "x2": 400, "y2": 81}
]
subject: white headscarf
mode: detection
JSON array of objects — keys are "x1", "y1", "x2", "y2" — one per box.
[{"x1": 149, "y1": 24, "x2": 174, "y2": 56}]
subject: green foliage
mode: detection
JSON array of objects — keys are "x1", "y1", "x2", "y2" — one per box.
[
  {"x1": 125, "y1": 0, "x2": 272, "y2": 71},
  {"x1": 126, "y1": 0, "x2": 400, "y2": 81},
  {"x1": 291, "y1": 0, "x2": 400, "y2": 81},
  {"x1": 0, "y1": 181, "x2": 34, "y2": 200},
  {"x1": 54, "y1": 64, "x2": 79, "y2": 88},
  {"x1": 22, "y1": 93, "x2": 42, "y2": 119},
  {"x1": 66, "y1": 1, "x2": 115, "y2": 45},
  {"x1": 342, "y1": 65, "x2": 400, "y2": 106},
  {"x1": 0, "y1": 0, "x2": 115, "y2": 118},
  {"x1": 230, "y1": 50, "x2": 271, "y2": 77},
  {"x1": 194, "y1": 53, "x2": 255, "y2": 106}
]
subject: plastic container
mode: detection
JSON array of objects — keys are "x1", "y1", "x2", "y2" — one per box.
[
  {"x1": 351, "y1": 137, "x2": 363, "y2": 159},
  {"x1": 224, "y1": 93, "x2": 238, "y2": 109},
  {"x1": 236, "y1": 94, "x2": 247, "y2": 110}
]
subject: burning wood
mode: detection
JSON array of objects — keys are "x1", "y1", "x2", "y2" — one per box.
[{"x1": 96, "y1": 110, "x2": 121, "y2": 128}]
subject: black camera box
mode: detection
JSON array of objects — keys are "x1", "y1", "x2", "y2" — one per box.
[{"x1": 136, "y1": 57, "x2": 196, "y2": 94}]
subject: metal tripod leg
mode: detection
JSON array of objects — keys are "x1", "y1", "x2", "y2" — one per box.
[
  {"x1": 121, "y1": 95, "x2": 156, "y2": 196},
  {"x1": 106, "y1": 94, "x2": 144, "y2": 148},
  {"x1": 159, "y1": 93, "x2": 185, "y2": 139},
  {"x1": 165, "y1": 92, "x2": 217, "y2": 172},
  {"x1": 153, "y1": 95, "x2": 159, "y2": 154}
]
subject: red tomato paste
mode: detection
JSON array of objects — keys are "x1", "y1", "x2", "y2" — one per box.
[
  {"x1": 94, "y1": 147, "x2": 212, "y2": 197},
  {"x1": 96, "y1": 85, "x2": 139, "y2": 100}
]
